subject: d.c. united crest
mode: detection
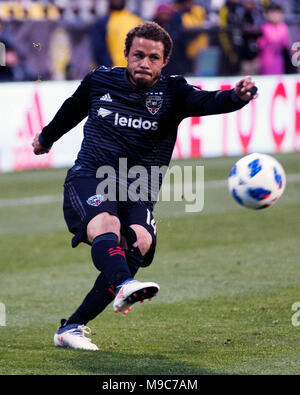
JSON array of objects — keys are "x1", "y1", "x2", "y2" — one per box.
[{"x1": 145, "y1": 92, "x2": 163, "y2": 115}]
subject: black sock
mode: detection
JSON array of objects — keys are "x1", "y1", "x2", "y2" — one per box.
[
  {"x1": 64, "y1": 233, "x2": 133, "y2": 326},
  {"x1": 66, "y1": 262, "x2": 138, "y2": 326},
  {"x1": 91, "y1": 232, "x2": 132, "y2": 288}
]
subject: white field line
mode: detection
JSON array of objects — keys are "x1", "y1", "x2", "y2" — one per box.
[
  {"x1": 0, "y1": 173, "x2": 299, "y2": 208},
  {"x1": 0, "y1": 194, "x2": 62, "y2": 208}
]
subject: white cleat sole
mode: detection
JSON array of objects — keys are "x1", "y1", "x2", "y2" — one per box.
[{"x1": 113, "y1": 281, "x2": 160, "y2": 315}]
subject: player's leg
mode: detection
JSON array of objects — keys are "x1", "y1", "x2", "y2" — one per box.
[
  {"x1": 87, "y1": 212, "x2": 134, "y2": 288},
  {"x1": 55, "y1": 176, "x2": 133, "y2": 349},
  {"x1": 63, "y1": 258, "x2": 139, "y2": 326},
  {"x1": 60, "y1": 216, "x2": 157, "y2": 328},
  {"x1": 55, "y1": 177, "x2": 159, "y2": 349},
  {"x1": 85, "y1": 204, "x2": 159, "y2": 315},
  {"x1": 60, "y1": 212, "x2": 134, "y2": 325},
  {"x1": 111, "y1": 203, "x2": 159, "y2": 314},
  {"x1": 121, "y1": 204, "x2": 157, "y2": 271},
  {"x1": 56, "y1": 180, "x2": 154, "y2": 333}
]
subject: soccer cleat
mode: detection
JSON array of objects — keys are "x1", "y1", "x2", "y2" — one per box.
[
  {"x1": 53, "y1": 319, "x2": 99, "y2": 351},
  {"x1": 113, "y1": 279, "x2": 160, "y2": 314}
]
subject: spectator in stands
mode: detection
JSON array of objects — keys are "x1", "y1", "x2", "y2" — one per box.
[
  {"x1": 153, "y1": 2, "x2": 212, "y2": 76},
  {"x1": 238, "y1": 0, "x2": 263, "y2": 75},
  {"x1": 292, "y1": 0, "x2": 300, "y2": 13},
  {"x1": 0, "y1": 1, "x2": 60, "y2": 21},
  {"x1": 218, "y1": 0, "x2": 243, "y2": 75},
  {"x1": 257, "y1": 3, "x2": 292, "y2": 75},
  {"x1": 153, "y1": 3, "x2": 189, "y2": 75},
  {"x1": 0, "y1": 19, "x2": 36, "y2": 82},
  {"x1": 27, "y1": 2, "x2": 46, "y2": 20},
  {"x1": 90, "y1": 0, "x2": 142, "y2": 68},
  {"x1": 173, "y1": 0, "x2": 210, "y2": 74}
]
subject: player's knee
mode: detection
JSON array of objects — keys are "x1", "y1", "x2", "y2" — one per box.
[
  {"x1": 87, "y1": 212, "x2": 120, "y2": 243},
  {"x1": 130, "y1": 224, "x2": 152, "y2": 256},
  {"x1": 122, "y1": 225, "x2": 155, "y2": 269},
  {"x1": 138, "y1": 234, "x2": 152, "y2": 257}
]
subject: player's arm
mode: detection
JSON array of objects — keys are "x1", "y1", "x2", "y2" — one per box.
[
  {"x1": 32, "y1": 71, "x2": 92, "y2": 155},
  {"x1": 177, "y1": 76, "x2": 258, "y2": 118}
]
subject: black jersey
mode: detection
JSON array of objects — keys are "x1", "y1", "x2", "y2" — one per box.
[{"x1": 39, "y1": 66, "x2": 248, "y2": 207}]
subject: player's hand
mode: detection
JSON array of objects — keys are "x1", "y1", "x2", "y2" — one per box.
[
  {"x1": 32, "y1": 133, "x2": 51, "y2": 155},
  {"x1": 234, "y1": 76, "x2": 258, "y2": 101}
]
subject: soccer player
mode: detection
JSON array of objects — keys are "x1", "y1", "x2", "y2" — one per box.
[{"x1": 32, "y1": 21, "x2": 258, "y2": 351}]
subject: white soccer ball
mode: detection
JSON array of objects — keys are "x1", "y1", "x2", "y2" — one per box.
[{"x1": 228, "y1": 153, "x2": 286, "y2": 209}]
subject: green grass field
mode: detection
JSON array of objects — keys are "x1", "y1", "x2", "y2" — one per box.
[{"x1": 0, "y1": 153, "x2": 300, "y2": 375}]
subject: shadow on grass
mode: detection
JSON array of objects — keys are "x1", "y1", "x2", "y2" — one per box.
[{"x1": 52, "y1": 348, "x2": 222, "y2": 375}]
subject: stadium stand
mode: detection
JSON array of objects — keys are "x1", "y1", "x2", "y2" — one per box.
[{"x1": 0, "y1": 0, "x2": 299, "y2": 80}]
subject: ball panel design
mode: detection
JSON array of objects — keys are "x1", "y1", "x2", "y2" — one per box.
[
  {"x1": 228, "y1": 153, "x2": 286, "y2": 210},
  {"x1": 247, "y1": 187, "x2": 271, "y2": 201},
  {"x1": 248, "y1": 159, "x2": 262, "y2": 178}
]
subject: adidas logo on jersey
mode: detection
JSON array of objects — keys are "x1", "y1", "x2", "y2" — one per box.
[
  {"x1": 100, "y1": 93, "x2": 113, "y2": 102},
  {"x1": 114, "y1": 113, "x2": 158, "y2": 131}
]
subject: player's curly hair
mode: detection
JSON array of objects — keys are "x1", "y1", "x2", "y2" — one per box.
[{"x1": 125, "y1": 21, "x2": 173, "y2": 60}]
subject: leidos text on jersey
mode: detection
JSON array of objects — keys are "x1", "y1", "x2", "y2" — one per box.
[{"x1": 114, "y1": 112, "x2": 158, "y2": 131}]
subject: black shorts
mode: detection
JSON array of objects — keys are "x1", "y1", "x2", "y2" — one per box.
[{"x1": 63, "y1": 175, "x2": 157, "y2": 258}]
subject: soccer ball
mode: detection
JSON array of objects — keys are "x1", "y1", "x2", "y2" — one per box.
[{"x1": 228, "y1": 153, "x2": 286, "y2": 209}]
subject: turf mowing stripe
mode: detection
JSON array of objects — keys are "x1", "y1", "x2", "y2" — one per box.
[
  {"x1": 0, "y1": 195, "x2": 62, "y2": 207},
  {"x1": 0, "y1": 173, "x2": 299, "y2": 208}
]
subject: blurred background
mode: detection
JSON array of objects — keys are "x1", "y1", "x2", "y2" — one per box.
[
  {"x1": 0, "y1": 0, "x2": 299, "y2": 172},
  {"x1": 0, "y1": 0, "x2": 299, "y2": 82}
]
